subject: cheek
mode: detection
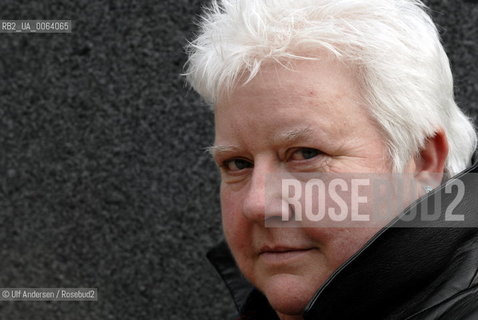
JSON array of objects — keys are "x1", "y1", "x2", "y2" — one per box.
[
  {"x1": 220, "y1": 186, "x2": 239, "y2": 228},
  {"x1": 220, "y1": 186, "x2": 257, "y2": 278},
  {"x1": 220, "y1": 186, "x2": 249, "y2": 249},
  {"x1": 304, "y1": 227, "x2": 378, "y2": 268}
]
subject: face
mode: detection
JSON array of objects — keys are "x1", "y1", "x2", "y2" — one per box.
[{"x1": 213, "y1": 58, "x2": 400, "y2": 318}]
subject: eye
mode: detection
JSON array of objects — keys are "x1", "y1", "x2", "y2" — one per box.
[
  {"x1": 290, "y1": 148, "x2": 321, "y2": 161},
  {"x1": 222, "y1": 158, "x2": 253, "y2": 171}
]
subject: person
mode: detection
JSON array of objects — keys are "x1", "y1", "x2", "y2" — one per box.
[{"x1": 184, "y1": 0, "x2": 478, "y2": 319}]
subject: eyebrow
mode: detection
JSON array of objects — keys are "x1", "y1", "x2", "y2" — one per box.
[
  {"x1": 206, "y1": 127, "x2": 315, "y2": 158},
  {"x1": 273, "y1": 127, "x2": 315, "y2": 145},
  {"x1": 205, "y1": 145, "x2": 242, "y2": 158}
]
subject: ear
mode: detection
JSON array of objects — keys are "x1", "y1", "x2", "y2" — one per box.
[{"x1": 413, "y1": 129, "x2": 449, "y2": 187}]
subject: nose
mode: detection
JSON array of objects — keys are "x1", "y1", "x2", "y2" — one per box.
[{"x1": 242, "y1": 161, "x2": 286, "y2": 224}]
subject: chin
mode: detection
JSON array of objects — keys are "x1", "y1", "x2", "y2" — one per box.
[{"x1": 259, "y1": 274, "x2": 319, "y2": 316}]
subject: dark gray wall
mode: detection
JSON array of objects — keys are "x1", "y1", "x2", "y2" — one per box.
[{"x1": 0, "y1": 1, "x2": 476, "y2": 319}]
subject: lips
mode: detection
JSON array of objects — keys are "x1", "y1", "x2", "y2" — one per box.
[{"x1": 259, "y1": 246, "x2": 315, "y2": 264}]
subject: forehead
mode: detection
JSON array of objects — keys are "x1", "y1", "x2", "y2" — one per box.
[{"x1": 213, "y1": 58, "x2": 370, "y2": 145}]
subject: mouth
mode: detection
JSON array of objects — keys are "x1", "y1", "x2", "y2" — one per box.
[{"x1": 259, "y1": 246, "x2": 316, "y2": 264}]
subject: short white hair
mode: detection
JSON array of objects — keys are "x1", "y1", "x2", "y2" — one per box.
[{"x1": 185, "y1": 0, "x2": 477, "y2": 176}]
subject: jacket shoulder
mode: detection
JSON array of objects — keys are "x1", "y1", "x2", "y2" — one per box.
[{"x1": 407, "y1": 285, "x2": 478, "y2": 320}]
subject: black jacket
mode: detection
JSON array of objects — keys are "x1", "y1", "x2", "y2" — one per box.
[{"x1": 207, "y1": 153, "x2": 478, "y2": 319}]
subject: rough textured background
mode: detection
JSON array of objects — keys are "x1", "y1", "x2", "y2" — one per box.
[{"x1": 0, "y1": 0, "x2": 476, "y2": 319}]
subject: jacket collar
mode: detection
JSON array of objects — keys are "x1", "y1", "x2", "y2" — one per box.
[
  {"x1": 206, "y1": 241, "x2": 254, "y2": 313},
  {"x1": 208, "y1": 151, "x2": 478, "y2": 319}
]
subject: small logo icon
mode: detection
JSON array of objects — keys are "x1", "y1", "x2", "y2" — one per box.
[{"x1": 2, "y1": 290, "x2": 10, "y2": 298}]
